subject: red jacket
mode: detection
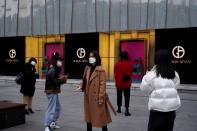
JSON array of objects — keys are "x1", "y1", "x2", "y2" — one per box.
[{"x1": 114, "y1": 60, "x2": 133, "y2": 89}]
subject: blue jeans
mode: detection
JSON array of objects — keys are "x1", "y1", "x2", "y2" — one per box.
[{"x1": 45, "y1": 94, "x2": 61, "y2": 126}]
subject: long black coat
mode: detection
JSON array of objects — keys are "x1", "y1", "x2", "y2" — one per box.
[{"x1": 20, "y1": 63, "x2": 37, "y2": 96}]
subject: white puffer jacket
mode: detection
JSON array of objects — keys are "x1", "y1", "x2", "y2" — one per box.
[{"x1": 140, "y1": 66, "x2": 181, "y2": 112}]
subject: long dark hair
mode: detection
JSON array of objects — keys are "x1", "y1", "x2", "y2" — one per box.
[
  {"x1": 155, "y1": 49, "x2": 175, "y2": 79},
  {"x1": 28, "y1": 57, "x2": 37, "y2": 64},
  {"x1": 120, "y1": 51, "x2": 129, "y2": 60},
  {"x1": 90, "y1": 50, "x2": 101, "y2": 66}
]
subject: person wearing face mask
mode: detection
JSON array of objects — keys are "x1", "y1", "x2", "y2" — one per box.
[
  {"x1": 44, "y1": 52, "x2": 67, "y2": 131},
  {"x1": 77, "y1": 50, "x2": 115, "y2": 131},
  {"x1": 20, "y1": 57, "x2": 38, "y2": 115}
]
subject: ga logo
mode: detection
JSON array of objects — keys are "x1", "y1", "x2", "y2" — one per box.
[
  {"x1": 9, "y1": 49, "x2": 16, "y2": 59},
  {"x1": 172, "y1": 46, "x2": 185, "y2": 59},
  {"x1": 77, "y1": 48, "x2": 86, "y2": 59}
]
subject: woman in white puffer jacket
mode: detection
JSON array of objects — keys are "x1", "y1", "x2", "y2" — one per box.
[{"x1": 140, "y1": 49, "x2": 181, "y2": 131}]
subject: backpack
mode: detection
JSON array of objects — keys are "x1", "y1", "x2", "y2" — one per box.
[{"x1": 15, "y1": 72, "x2": 24, "y2": 84}]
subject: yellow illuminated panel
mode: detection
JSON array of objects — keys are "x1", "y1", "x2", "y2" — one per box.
[{"x1": 99, "y1": 33, "x2": 109, "y2": 57}]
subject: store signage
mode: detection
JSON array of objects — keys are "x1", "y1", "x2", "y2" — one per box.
[
  {"x1": 65, "y1": 33, "x2": 99, "y2": 78},
  {"x1": 155, "y1": 28, "x2": 197, "y2": 84},
  {"x1": 76, "y1": 48, "x2": 86, "y2": 59},
  {"x1": 171, "y1": 45, "x2": 191, "y2": 64},
  {"x1": 73, "y1": 48, "x2": 88, "y2": 63},
  {"x1": 0, "y1": 37, "x2": 25, "y2": 75},
  {"x1": 9, "y1": 49, "x2": 17, "y2": 58},
  {"x1": 6, "y1": 49, "x2": 19, "y2": 63},
  {"x1": 172, "y1": 46, "x2": 185, "y2": 59}
]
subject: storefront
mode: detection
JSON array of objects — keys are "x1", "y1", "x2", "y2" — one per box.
[
  {"x1": 64, "y1": 31, "x2": 154, "y2": 80},
  {"x1": 0, "y1": 0, "x2": 196, "y2": 85},
  {"x1": 99, "y1": 31, "x2": 155, "y2": 81},
  {"x1": 0, "y1": 31, "x2": 153, "y2": 80},
  {"x1": 25, "y1": 35, "x2": 65, "y2": 78},
  {"x1": 155, "y1": 27, "x2": 197, "y2": 84},
  {"x1": 65, "y1": 33, "x2": 99, "y2": 78},
  {"x1": 1, "y1": 28, "x2": 196, "y2": 84},
  {"x1": 120, "y1": 40, "x2": 146, "y2": 82},
  {"x1": 0, "y1": 37, "x2": 25, "y2": 75}
]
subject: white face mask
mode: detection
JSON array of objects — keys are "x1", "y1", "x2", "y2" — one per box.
[
  {"x1": 31, "y1": 61, "x2": 36, "y2": 66},
  {"x1": 89, "y1": 57, "x2": 96, "y2": 64},
  {"x1": 57, "y1": 60, "x2": 62, "y2": 67}
]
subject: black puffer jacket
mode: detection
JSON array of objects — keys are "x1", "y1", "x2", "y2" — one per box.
[
  {"x1": 45, "y1": 66, "x2": 65, "y2": 94},
  {"x1": 20, "y1": 63, "x2": 37, "y2": 96}
]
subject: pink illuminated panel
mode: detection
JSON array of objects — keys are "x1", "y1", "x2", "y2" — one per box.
[{"x1": 121, "y1": 40, "x2": 145, "y2": 82}]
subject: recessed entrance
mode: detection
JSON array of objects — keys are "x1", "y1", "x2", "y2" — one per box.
[{"x1": 120, "y1": 40, "x2": 146, "y2": 83}]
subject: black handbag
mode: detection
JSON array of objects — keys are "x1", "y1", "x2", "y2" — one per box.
[
  {"x1": 122, "y1": 75, "x2": 130, "y2": 81},
  {"x1": 15, "y1": 72, "x2": 24, "y2": 84},
  {"x1": 81, "y1": 66, "x2": 88, "y2": 91},
  {"x1": 81, "y1": 77, "x2": 87, "y2": 91}
]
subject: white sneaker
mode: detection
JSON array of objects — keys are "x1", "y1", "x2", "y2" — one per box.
[
  {"x1": 50, "y1": 122, "x2": 60, "y2": 129},
  {"x1": 45, "y1": 126, "x2": 51, "y2": 131}
]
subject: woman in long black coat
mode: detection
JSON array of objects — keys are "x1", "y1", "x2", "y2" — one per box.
[{"x1": 20, "y1": 57, "x2": 38, "y2": 114}]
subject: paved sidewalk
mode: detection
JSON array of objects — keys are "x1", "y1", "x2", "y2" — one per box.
[
  {"x1": 0, "y1": 75, "x2": 197, "y2": 91},
  {"x1": 0, "y1": 80, "x2": 197, "y2": 131}
]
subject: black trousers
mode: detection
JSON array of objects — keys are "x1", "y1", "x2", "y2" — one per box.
[
  {"x1": 117, "y1": 88, "x2": 130, "y2": 108},
  {"x1": 87, "y1": 123, "x2": 108, "y2": 131},
  {"x1": 148, "y1": 110, "x2": 176, "y2": 131}
]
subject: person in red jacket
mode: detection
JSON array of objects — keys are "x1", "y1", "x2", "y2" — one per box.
[{"x1": 114, "y1": 51, "x2": 133, "y2": 116}]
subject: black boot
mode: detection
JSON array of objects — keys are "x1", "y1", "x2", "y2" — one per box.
[
  {"x1": 25, "y1": 109, "x2": 30, "y2": 115},
  {"x1": 125, "y1": 108, "x2": 131, "y2": 116},
  {"x1": 87, "y1": 123, "x2": 92, "y2": 131},
  {"x1": 117, "y1": 106, "x2": 121, "y2": 113},
  {"x1": 102, "y1": 125, "x2": 108, "y2": 131},
  {"x1": 28, "y1": 108, "x2": 34, "y2": 113}
]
